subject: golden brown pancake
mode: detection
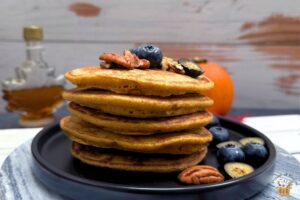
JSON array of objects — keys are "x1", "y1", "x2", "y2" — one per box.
[
  {"x1": 63, "y1": 89, "x2": 213, "y2": 118},
  {"x1": 61, "y1": 116, "x2": 212, "y2": 155},
  {"x1": 67, "y1": 102, "x2": 213, "y2": 135},
  {"x1": 71, "y1": 142, "x2": 208, "y2": 173},
  {"x1": 65, "y1": 66, "x2": 214, "y2": 96}
]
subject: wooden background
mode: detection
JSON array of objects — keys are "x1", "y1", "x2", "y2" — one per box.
[{"x1": 0, "y1": 0, "x2": 299, "y2": 113}]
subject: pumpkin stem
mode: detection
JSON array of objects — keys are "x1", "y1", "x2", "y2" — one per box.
[{"x1": 192, "y1": 57, "x2": 208, "y2": 63}]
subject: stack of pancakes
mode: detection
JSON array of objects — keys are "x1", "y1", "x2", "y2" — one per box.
[{"x1": 60, "y1": 66, "x2": 214, "y2": 173}]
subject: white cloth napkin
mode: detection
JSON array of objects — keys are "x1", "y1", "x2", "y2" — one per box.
[{"x1": 0, "y1": 128, "x2": 41, "y2": 165}]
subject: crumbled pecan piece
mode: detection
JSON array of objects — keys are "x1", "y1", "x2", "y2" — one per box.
[
  {"x1": 178, "y1": 165, "x2": 224, "y2": 185},
  {"x1": 161, "y1": 57, "x2": 185, "y2": 74},
  {"x1": 100, "y1": 61, "x2": 111, "y2": 69},
  {"x1": 99, "y1": 50, "x2": 150, "y2": 69}
]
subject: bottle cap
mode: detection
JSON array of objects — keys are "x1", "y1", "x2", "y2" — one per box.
[{"x1": 23, "y1": 25, "x2": 43, "y2": 41}]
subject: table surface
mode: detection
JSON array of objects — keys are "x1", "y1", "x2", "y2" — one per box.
[{"x1": 0, "y1": 114, "x2": 299, "y2": 200}]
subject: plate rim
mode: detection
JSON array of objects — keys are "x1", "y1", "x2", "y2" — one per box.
[{"x1": 31, "y1": 116, "x2": 276, "y2": 193}]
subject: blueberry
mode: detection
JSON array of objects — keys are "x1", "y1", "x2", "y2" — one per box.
[
  {"x1": 217, "y1": 146, "x2": 245, "y2": 164},
  {"x1": 130, "y1": 45, "x2": 163, "y2": 67},
  {"x1": 206, "y1": 116, "x2": 220, "y2": 129},
  {"x1": 242, "y1": 143, "x2": 268, "y2": 166},
  {"x1": 209, "y1": 126, "x2": 230, "y2": 144}
]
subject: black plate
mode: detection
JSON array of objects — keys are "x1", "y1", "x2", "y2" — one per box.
[{"x1": 31, "y1": 117, "x2": 276, "y2": 200}]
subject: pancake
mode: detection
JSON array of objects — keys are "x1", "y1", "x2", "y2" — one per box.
[
  {"x1": 71, "y1": 142, "x2": 208, "y2": 173},
  {"x1": 65, "y1": 66, "x2": 214, "y2": 96},
  {"x1": 68, "y1": 102, "x2": 213, "y2": 135},
  {"x1": 63, "y1": 89, "x2": 213, "y2": 118},
  {"x1": 61, "y1": 116, "x2": 212, "y2": 155}
]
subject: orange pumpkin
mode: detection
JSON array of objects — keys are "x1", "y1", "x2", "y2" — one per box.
[{"x1": 197, "y1": 61, "x2": 234, "y2": 115}]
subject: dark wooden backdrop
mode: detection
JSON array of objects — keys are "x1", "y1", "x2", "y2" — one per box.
[{"x1": 0, "y1": 0, "x2": 299, "y2": 113}]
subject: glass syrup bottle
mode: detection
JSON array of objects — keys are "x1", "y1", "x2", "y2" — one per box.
[{"x1": 1, "y1": 25, "x2": 65, "y2": 127}]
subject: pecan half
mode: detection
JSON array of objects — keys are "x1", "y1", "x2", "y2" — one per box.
[
  {"x1": 99, "y1": 50, "x2": 150, "y2": 69},
  {"x1": 161, "y1": 57, "x2": 185, "y2": 74},
  {"x1": 178, "y1": 165, "x2": 224, "y2": 185}
]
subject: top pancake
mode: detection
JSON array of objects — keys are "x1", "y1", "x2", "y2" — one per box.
[{"x1": 65, "y1": 66, "x2": 214, "y2": 96}]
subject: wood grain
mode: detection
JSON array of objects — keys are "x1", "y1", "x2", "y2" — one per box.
[
  {"x1": 239, "y1": 15, "x2": 300, "y2": 45},
  {"x1": 0, "y1": 0, "x2": 299, "y2": 113},
  {"x1": 0, "y1": 0, "x2": 299, "y2": 43},
  {"x1": 69, "y1": 2, "x2": 101, "y2": 17}
]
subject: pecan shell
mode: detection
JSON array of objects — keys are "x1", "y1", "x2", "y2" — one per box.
[
  {"x1": 178, "y1": 165, "x2": 224, "y2": 185},
  {"x1": 99, "y1": 50, "x2": 150, "y2": 69}
]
